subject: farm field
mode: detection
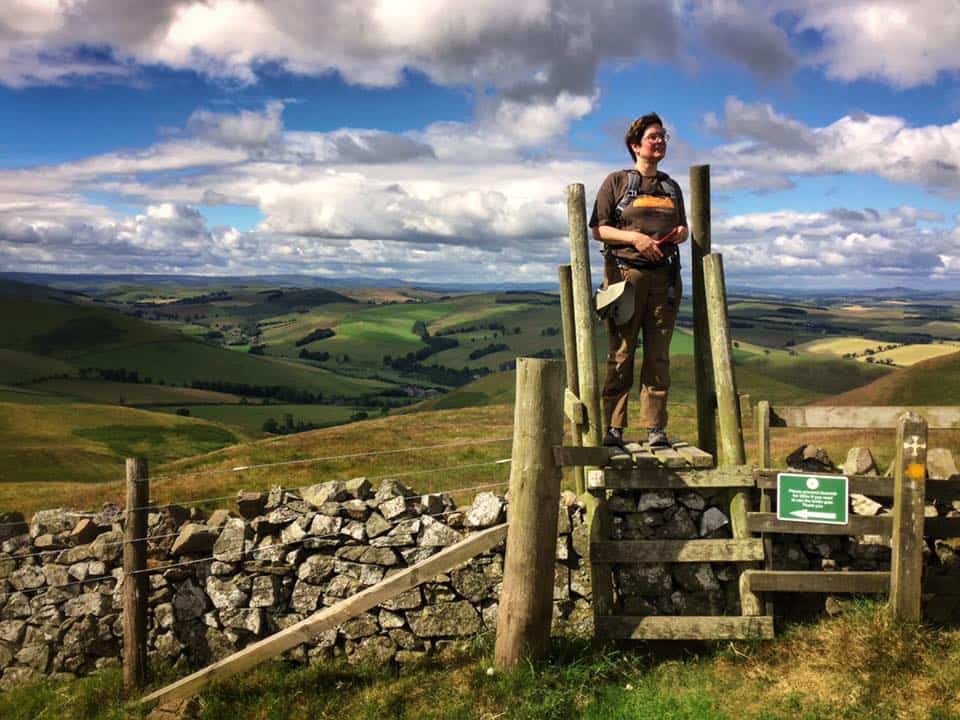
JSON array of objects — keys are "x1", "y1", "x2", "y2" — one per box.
[
  {"x1": 870, "y1": 343, "x2": 960, "y2": 366},
  {"x1": 151, "y1": 402, "x2": 370, "y2": 436},
  {"x1": 796, "y1": 336, "x2": 881, "y2": 356}
]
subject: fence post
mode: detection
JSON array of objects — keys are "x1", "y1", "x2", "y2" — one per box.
[
  {"x1": 565, "y1": 183, "x2": 602, "y2": 449},
  {"x1": 558, "y1": 264, "x2": 585, "y2": 496},
  {"x1": 690, "y1": 164, "x2": 716, "y2": 460},
  {"x1": 123, "y1": 457, "x2": 149, "y2": 692},
  {"x1": 494, "y1": 359, "x2": 564, "y2": 669},
  {"x1": 890, "y1": 412, "x2": 927, "y2": 622},
  {"x1": 703, "y1": 253, "x2": 745, "y2": 466}
]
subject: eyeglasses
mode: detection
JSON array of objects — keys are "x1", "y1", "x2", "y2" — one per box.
[{"x1": 643, "y1": 132, "x2": 670, "y2": 144}]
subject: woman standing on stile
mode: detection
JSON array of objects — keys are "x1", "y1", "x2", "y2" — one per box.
[{"x1": 589, "y1": 112, "x2": 688, "y2": 450}]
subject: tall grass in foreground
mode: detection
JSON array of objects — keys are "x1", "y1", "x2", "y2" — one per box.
[{"x1": 5, "y1": 603, "x2": 960, "y2": 720}]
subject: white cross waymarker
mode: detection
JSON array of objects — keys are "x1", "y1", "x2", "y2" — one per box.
[{"x1": 904, "y1": 435, "x2": 926, "y2": 458}]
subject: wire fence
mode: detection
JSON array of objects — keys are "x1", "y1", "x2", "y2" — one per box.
[
  {"x1": 0, "y1": 434, "x2": 515, "y2": 529},
  {"x1": 0, "y1": 493, "x2": 510, "y2": 603}
]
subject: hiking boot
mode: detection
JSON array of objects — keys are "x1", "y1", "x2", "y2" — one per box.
[
  {"x1": 647, "y1": 427, "x2": 671, "y2": 447},
  {"x1": 603, "y1": 427, "x2": 626, "y2": 449}
]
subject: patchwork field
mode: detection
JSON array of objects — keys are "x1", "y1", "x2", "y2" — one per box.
[{"x1": 870, "y1": 343, "x2": 960, "y2": 366}]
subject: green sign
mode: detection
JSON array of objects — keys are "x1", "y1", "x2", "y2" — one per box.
[{"x1": 777, "y1": 473, "x2": 848, "y2": 525}]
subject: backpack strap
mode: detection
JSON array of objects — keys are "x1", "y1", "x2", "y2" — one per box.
[{"x1": 614, "y1": 169, "x2": 642, "y2": 228}]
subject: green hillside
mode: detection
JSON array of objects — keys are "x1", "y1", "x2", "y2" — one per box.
[
  {"x1": 0, "y1": 348, "x2": 76, "y2": 384},
  {"x1": 0, "y1": 400, "x2": 241, "y2": 491},
  {"x1": 818, "y1": 350, "x2": 960, "y2": 406}
]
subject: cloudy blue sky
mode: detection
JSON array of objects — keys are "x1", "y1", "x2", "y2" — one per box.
[{"x1": 1, "y1": 0, "x2": 959, "y2": 289}]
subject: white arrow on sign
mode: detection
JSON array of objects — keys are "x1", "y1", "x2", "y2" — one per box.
[{"x1": 789, "y1": 509, "x2": 837, "y2": 520}]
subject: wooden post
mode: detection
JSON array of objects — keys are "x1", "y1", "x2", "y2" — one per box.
[
  {"x1": 690, "y1": 164, "x2": 716, "y2": 460},
  {"x1": 730, "y1": 492, "x2": 763, "y2": 616},
  {"x1": 123, "y1": 457, "x2": 149, "y2": 692},
  {"x1": 495, "y1": 359, "x2": 565, "y2": 668},
  {"x1": 703, "y1": 254, "x2": 745, "y2": 466},
  {"x1": 566, "y1": 183, "x2": 602, "y2": 449},
  {"x1": 755, "y1": 399, "x2": 775, "y2": 618},
  {"x1": 890, "y1": 412, "x2": 927, "y2": 622},
  {"x1": 558, "y1": 264, "x2": 585, "y2": 496},
  {"x1": 757, "y1": 400, "x2": 771, "y2": 468}
]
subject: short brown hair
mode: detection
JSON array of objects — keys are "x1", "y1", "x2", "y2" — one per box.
[{"x1": 624, "y1": 112, "x2": 663, "y2": 161}]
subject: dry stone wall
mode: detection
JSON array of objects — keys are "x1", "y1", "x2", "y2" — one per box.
[
  {"x1": 2, "y1": 443, "x2": 958, "y2": 688},
  {"x1": 0, "y1": 478, "x2": 595, "y2": 688}
]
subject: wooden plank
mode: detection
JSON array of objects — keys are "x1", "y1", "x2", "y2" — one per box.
[
  {"x1": 585, "y1": 493, "x2": 614, "y2": 621},
  {"x1": 746, "y1": 512, "x2": 891, "y2": 536},
  {"x1": 891, "y1": 412, "x2": 927, "y2": 622},
  {"x1": 744, "y1": 570, "x2": 890, "y2": 594},
  {"x1": 649, "y1": 444, "x2": 689, "y2": 469},
  {"x1": 608, "y1": 450, "x2": 635, "y2": 470},
  {"x1": 672, "y1": 444, "x2": 714, "y2": 469},
  {"x1": 140, "y1": 524, "x2": 508, "y2": 707},
  {"x1": 553, "y1": 445, "x2": 612, "y2": 467},
  {"x1": 626, "y1": 442, "x2": 662, "y2": 469},
  {"x1": 756, "y1": 470, "x2": 895, "y2": 497},
  {"x1": 590, "y1": 539, "x2": 764, "y2": 564},
  {"x1": 767, "y1": 405, "x2": 960, "y2": 429},
  {"x1": 563, "y1": 387, "x2": 586, "y2": 426},
  {"x1": 596, "y1": 615, "x2": 774, "y2": 641},
  {"x1": 599, "y1": 465, "x2": 755, "y2": 490}
]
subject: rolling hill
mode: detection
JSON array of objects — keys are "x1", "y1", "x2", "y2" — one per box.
[{"x1": 815, "y1": 350, "x2": 960, "y2": 406}]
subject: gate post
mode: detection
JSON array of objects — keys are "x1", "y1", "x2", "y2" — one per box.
[
  {"x1": 494, "y1": 359, "x2": 565, "y2": 668},
  {"x1": 890, "y1": 412, "x2": 927, "y2": 622}
]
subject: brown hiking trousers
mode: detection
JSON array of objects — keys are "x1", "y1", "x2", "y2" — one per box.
[{"x1": 602, "y1": 257, "x2": 681, "y2": 431}]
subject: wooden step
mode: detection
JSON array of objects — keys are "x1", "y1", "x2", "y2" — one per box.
[
  {"x1": 743, "y1": 570, "x2": 890, "y2": 594},
  {"x1": 596, "y1": 615, "x2": 774, "y2": 640},
  {"x1": 591, "y1": 538, "x2": 765, "y2": 564},
  {"x1": 595, "y1": 465, "x2": 754, "y2": 490}
]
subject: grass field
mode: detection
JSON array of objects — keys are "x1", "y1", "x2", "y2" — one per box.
[
  {"x1": 151, "y1": 403, "x2": 370, "y2": 435},
  {"x1": 71, "y1": 340, "x2": 390, "y2": 398},
  {"x1": 6, "y1": 602, "x2": 960, "y2": 719},
  {"x1": 0, "y1": 401, "x2": 242, "y2": 496},
  {"x1": 25, "y1": 378, "x2": 243, "y2": 405},
  {"x1": 0, "y1": 348, "x2": 76, "y2": 384},
  {"x1": 796, "y1": 336, "x2": 882, "y2": 356}
]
